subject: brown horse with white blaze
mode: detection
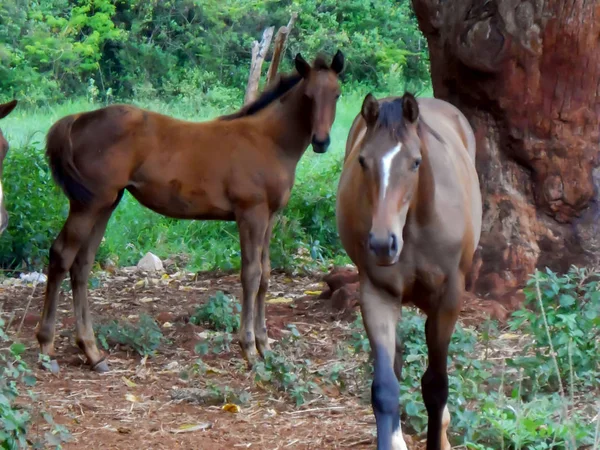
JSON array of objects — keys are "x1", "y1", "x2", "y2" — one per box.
[
  {"x1": 0, "y1": 99, "x2": 18, "y2": 234},
  {"x1": 336, "y1": 93, "x2": 482, "y2": 450},
  {"x1": 37, "y1": 51, "x2": 344, "y2": 374}
]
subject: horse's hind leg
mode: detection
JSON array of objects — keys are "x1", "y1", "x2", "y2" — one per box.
[
  {"x1": 422, "y1": 273, "x2": 463, "y2": 450},
  {"x1": 236, "y1": 205, "x2": 269, "y2": 367},
  {"x1": 36, "y1": 206, "x2": 102, "y2": 373},
  {"x1": 70, "y1": 191, "x2": 123, "y2": 373},
  {"x1": 254, "y1": 215, "x2": 275, "y2": 358}
]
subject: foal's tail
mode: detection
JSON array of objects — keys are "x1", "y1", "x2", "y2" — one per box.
[{"x1": 46, "y1": 115, "x2": 94, "y2": 205}]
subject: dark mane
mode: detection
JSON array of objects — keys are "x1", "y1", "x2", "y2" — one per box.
[
  {"x1": 376, "y1": 98, "x2": 406, "y2": 139},
  {"x1": 312, "y1": 55, "x2": 330, "y2": 71},
  {"x1": 218, "y1": 73, "x2": 302, "y2": 121}
]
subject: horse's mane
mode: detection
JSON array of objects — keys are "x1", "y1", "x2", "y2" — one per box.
[
  {"x1": 218, "y1": 72, "x2": 302, "y2": 121},
  {"x1": 375, "y1": 98, "x2": 407, "y2": 140}
]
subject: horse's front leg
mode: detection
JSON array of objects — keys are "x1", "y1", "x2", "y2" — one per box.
[
  {"x1": 236, "y1": 205, "x2": 269, "y2": 367},
  {"x1": 360, "y1": 279, "x2": 407, "y2": 450},
  {"x1": 422, "y1": 273, "x2": 463, "y2": 450}
]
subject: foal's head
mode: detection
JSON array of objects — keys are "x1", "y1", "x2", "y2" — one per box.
[
  {"x1": 294, "y1": 50, "x2": 344, "y2": 153},
  {"x1": 0, "y1": 99, "x2": 18, "y2": 234},
  {"x1": 357, "y1": 93, "x2": 422, "y2": 266}
]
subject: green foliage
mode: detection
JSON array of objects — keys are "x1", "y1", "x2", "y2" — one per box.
[
  {"x1": 0, "y1": 318, "x2": 71, "y2": 449},
  {"x1": 347, "y1": 283, "x2": 598, "y2": 449},
  {"x1": 253, "y1": 350, "x2": 319, "y2": 406},
  {"x1": 0, "y1": 0, "x2": 429, "y2": 104},
  {"x1": 508, "y1": 266, "x2": 600, "y2": 392},
  {"x1": 190, "y1": 291, "x2": 241, "y2": 333},
  {"x1": 95, "y1": 314, "x2": 165, "y2": 356},
  {"x1": 194, "y1": 332, "x2": 235, "y2": 356},
  {"x1": 0, "y1": 144, "x2": 67, "y2": 271}
]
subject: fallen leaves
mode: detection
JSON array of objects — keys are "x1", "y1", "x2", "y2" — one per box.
[{"x1": 222, "y1": 403, "x2": 241, "y2": 413}]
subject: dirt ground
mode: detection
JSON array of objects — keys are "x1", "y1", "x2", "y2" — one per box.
[{"x1": 0, "y1": 267, "x2": 492, "y2": 449}]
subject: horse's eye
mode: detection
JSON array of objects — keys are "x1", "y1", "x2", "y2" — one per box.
[
  {"x1": 335, "y1": 94, "x2": 341, "y2": 100},
  {"x1": 358, "y1": 155, "x2": 366, "y2": 169},
  {"x1": 413, "y1": 158, "x2": 422, "y2": 170}
]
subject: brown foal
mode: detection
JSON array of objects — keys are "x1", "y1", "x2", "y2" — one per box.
[
  {"x1": 336, "y1": 93, "x2": 482, "y2": 450},
  {"x1": 0, "y1": 99, "x2": 18, "y2": 234},
  {"x1": 37, "y1": 51, "x2": 345, "y2": 373}
]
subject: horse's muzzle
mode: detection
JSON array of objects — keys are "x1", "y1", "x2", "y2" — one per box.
[
  {"x1": 311, "y1": 135, "x2": 330, "y2": 154},
  {"x1": 368, "y1": 232, "x2": 400, "y2": 266}
]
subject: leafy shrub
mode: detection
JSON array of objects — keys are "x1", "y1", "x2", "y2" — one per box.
[
  {"x1": 508, "y1": 266, "x2": 600, "y2": 392},
  {"x1": 0, "y1": 145, "x2": 67, "y2": 271},
  {"x1": 190, "y1": 291, "x2": 241, "y2": 333},
  {"x1": 95, "y1": 314, "x2": 165, "y2": 356}
]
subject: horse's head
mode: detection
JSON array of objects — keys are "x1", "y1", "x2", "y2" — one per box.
[
  {"x1": 0, "y1": 99, "x2": 18, "y2": 234},
  {"x1": 357, "y1": 92, "x2": 421, "y2": 266},
  {"x1": 294, "y1": 50, "x2": 344, "y2": 154}
]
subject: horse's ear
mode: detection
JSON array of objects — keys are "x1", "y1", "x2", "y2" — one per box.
[
  {"x1": 295, "y1": 53, "x2": 311, "y2": 79},
  {"x1": 331, "y1": 50, "x2": 344, "y2": 75},
  {"x1": 361, "y1": 93, "x2": 379, "y2": 127},
  {"x1": 402, "y1": 92, "x2": 419, "y2": 123},
  {"x1": 0, "y1": 99, "x2": 17, "y2": 120}
]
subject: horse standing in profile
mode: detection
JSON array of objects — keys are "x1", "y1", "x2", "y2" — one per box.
[
  {"x1": 336, "y1": 92, "x2": 482, "y2": 450},
  {"x1": 0, "y1": 99, "x2": 18, "y2": 234},
  {"x1": 36, "y1": 51, "x2": 345, "y2": 373}
]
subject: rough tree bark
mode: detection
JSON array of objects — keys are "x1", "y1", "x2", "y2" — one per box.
[
  {"x1": 266, "y1": 13, "x2": 298, "y2": 87},
  {"x1": 409, "y1": 0, "x2": 600, "y2": 303},
  {"x1": 244, "y1": 26, "x2": 275, "y2": 105}
]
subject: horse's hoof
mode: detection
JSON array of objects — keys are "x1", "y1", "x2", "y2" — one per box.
[
  {"x1": 256, "y1": 340, "x2": 271, "y2": 359},
  {"x1": 91, "y1": 360, "x2": 110, "y2": 373},
  {"x1": 39, "y1": 358, "x2": 60, "y2": 374}
]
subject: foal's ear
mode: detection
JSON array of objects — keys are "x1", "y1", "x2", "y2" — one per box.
[
  {"x1": 295, "y1": 53, "x2": 311, "y2": 79},
  {"x1": 402, "y1": 92, "x2": 419, "y2": 123},
  {"x1": 0, "y1": 99, "x2": 17, "y2": 120},
  {"x1": 331, "y1": 50, "x2": 345, "y2": 75},
  {"x1": 361, "y1": 93, "x2": 379, "y2": 127}
]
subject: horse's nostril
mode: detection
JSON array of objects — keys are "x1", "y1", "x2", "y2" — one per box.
[{"x1": 389, "y1": 233, "x2": 398, "y2": 253}]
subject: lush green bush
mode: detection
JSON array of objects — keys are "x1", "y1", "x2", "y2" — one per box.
[{"x1": 0, "y1": 0, "x2": 429, "y2": 104}]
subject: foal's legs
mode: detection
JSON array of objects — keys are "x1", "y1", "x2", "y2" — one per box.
[
  {"x1": 254, "y1": 216, "x2": 275, "y2": 357},
  {"x1": 70, "y1": 192, "x2": 122, "y2": 372},
  {"x1": 236, "y1": 205, "x2": 269, "y2": 366},
  {"x1": 360, "y1": 279, "x2": 407, "y2": 450},
  {"x1": 422, "y1": 273, "x2": 463, "y2": 450},
  {"x1": 36, "y1": 206, "x2": 103, "y2": 372}
]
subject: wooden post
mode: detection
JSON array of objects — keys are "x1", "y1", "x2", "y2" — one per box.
[
  {"x1": 265, "y1": 13, "x2": 298, "y2": 87},
  {"x1": 244, "y1": 26, "x2": 275, "y2": 105}
]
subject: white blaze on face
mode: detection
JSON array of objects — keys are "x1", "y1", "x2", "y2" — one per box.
[
  {"x1": 379, "y1": 144, "x2": 402, "y2": 201},
  {"x1": 391, "y1": 423, "x2": 409, "y2": 450},
  {"x1": 0, "y1": 179, "x2": 5, "y2": 232}
]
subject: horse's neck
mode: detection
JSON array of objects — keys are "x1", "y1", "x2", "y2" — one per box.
[
  {"x1": 266, "y1": 82, "x2": 313, "y2": 160},
  {"x1": 412, "y1": 126, "x2": 437, "y2": 224}
]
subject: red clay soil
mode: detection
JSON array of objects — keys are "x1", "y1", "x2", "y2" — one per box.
[{"x1": 0, "y1": 267, "x2": 494, "y2": 449}]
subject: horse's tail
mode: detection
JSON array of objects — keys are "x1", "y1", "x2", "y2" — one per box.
[{"x1": 45, "y1": 115, "x2": 94, "y2": 205}]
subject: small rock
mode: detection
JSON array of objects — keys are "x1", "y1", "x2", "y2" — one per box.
[
  {"x1": 19, "y1": 271, "x2": 47, "y2": 284},
  {"x1": 331, "y1": 282, "x2": 360, "y2": 311},
  {"x1": 136, "y1": 252, "x2": 164, "y2": 272},
  {"x1": 156, "y1": 311, "x2": 175, "y2": 324},
  {"x1": 323, "y1": 266, "x2": 359, "y2": 293}
]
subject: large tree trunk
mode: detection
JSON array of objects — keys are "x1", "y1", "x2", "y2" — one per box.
[{"x1": 411, "y1": 1, "x2": 600, "y2": 303}]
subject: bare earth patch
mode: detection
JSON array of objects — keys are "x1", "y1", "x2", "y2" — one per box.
[{"x1": 0, "y1": 268, "x2": 495, "y2": 449}]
